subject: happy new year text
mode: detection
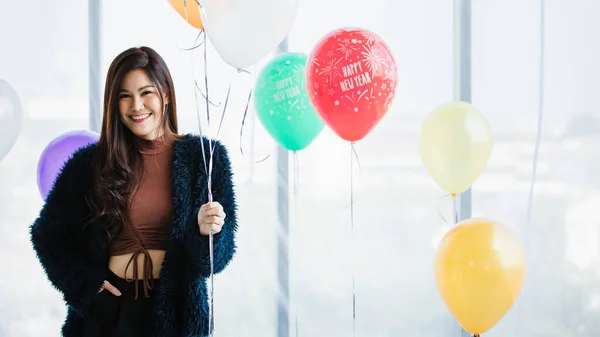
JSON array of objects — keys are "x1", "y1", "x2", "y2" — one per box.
[
  {"x1": 339, "y1": 61, "x2": 372, "y2": 92},
  {"x1": 274, "y1": 77, "x2": 301, "y2": 102}
]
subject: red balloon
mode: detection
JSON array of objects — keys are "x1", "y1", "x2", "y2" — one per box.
[{"x1": 306, "y1": 28, "x2": 398, "y2": 142}]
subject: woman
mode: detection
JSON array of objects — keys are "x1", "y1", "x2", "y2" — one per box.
[{"x1": 30, "y1": 46, "x2": 238, "y2": 337}]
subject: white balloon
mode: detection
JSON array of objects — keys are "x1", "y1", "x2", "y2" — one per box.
[
  {"x1": 199, "y1": 0, "x2": 299, "y2": 69},
  {"x1": 0, "y1": 79, "x2": 23, "y2": 161}
]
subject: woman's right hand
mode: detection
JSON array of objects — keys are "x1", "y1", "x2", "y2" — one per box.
[
  {"x1": 98, "y1": 280, "x2": 121, "y2": 296},
  {"x1": 197, "y1": 202, "x2": 226, "y2": 236}
]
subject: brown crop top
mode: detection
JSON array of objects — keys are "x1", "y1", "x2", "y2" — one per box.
[{"x1": 107, "y1": 135, "x2": 174, "y2": 299}]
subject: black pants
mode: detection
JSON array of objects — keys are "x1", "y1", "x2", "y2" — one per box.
[{"x1": 83, "y1": 269, "x2": 156, "y2": 337}]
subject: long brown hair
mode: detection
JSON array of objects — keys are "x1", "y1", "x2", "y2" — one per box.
[{"x1": 85, "y1": 46, "x2": 179, "y2": 240}]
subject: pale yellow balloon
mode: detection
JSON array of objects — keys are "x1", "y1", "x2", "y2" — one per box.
[
  {"x1": 435, "y1": 218, "x2": 526, "y2": 334},
  {"x1": 419, "y1": 101, "x2": 492, "y2": 195}
]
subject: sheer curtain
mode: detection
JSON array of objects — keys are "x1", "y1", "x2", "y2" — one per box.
[
  {"x1": 0, "y1": 0, "x2": 599, "y2": 336},
  {"x1": 473, "y1": 1, "x2": 600, "y2": 336},
  {"x1": 0, "y1": 1, "x2": 90, "y2": 336},
  {"x1": 287, "y1": 0, "x2": 453, "y2": 336}
]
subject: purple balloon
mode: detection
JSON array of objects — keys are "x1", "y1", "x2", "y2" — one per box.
[{"x1": 37, "y1": 130, "x2": 100, "y2": 200}]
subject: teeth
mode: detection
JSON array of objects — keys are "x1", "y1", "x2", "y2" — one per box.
[{"x1": 131, "y1": 113, "x2": 150, "y2": 120}]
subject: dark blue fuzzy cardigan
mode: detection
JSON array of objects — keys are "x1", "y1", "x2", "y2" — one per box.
[{"x1": 29, "y1": 134, "x2": 238, "y2": 337}]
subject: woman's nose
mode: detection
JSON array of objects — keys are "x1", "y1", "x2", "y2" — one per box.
[{"x1": 132, "y1": 96, "x2": 144, "y2": 112}]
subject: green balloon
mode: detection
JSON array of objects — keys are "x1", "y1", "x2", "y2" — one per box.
[{"x1": 254, "y1": 52, "x2": 324, "y2": 151}]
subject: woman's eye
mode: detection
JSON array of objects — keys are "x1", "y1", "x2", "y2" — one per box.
[
  {"x1": 118, "y1": 94, "x2": 130, "y2": 99},
  {"x1": 142, "y1": 91, "x2": 153, "y2": 96}
]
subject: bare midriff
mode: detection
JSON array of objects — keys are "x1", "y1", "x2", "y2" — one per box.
[{"x1": 108, "y1": 250, "x2": 166, "y2": 280}]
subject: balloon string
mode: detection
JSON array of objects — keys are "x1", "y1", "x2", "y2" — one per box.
[
  {"x1": 189, "y1": 26, "x2": 228, "y2": 337},
  {"x1": 238, "y1": 85, "x2": 270, "y2": 163},
  {"x1": 208, "y1": 224, "x2": 215, "y2": 335},
  {"x1": 203, "y1": 32, "x2": 212, "y2": 141},
  {"x1": 350, "y1": 142, "x2": 356, "y2": 337},
  {"x1": 198, "y1": 30, "x2": 215, "y2": 337},
  {"x1": 201, "y1": 42, "x2": 249, "y2": 337},
  {"x1": 436, "y1": 193, "x2": 453, "y2": 227},
  {"x1": 184, "y1": 0, "x2": 189, "y2": 22},
  {"x1": 188, "y1": 32, "x2": 220, "y2": 106},
  {"x1": 191, "y1": 40, "x2": 214, "y2": 336},
  {"x1": 179, "y1": 30, "x2": 209, "y2": 52},
  {"x1": 515, "y1": 1, "x2": 545, "y2": 336},
  {"x1": 293, "y1": 151, "x2": 299, "y2": 195},
  {"x1": 192, "y1": 34, "x2": 208, "y2": 178},
  {"x1": 292, "y1": 150, "x2": 299, "y2": 337},
  {"x1": 351, "y1": 143, "x2": 362, "y2": 174},
  {"x1": 194, "y1": 81, "x2": 221, "y2": 107},
  {"x1": 452, "y1": 194, "x2": 459, "y2": 225},
  {"x1": 238, "y1": 91, "x2": 252, "y2": 155},
  {"x1": 212, "y1": 74, "x2": 232, "y2": 144},
  {"x1": 338, "y1": 144, "x2": 362, "y2": 212},
  {"x1": 239, "y1": 87, "x2": 254, "y2": 155},
  {"x1": 192, "y1": 31, "x2": 217, "y2": 106},
  {"x1": 201, "y1": 30, "x2": 228, "y2": 201}
]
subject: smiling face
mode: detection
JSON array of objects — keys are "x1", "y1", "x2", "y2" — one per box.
[{"x1": 118, "y1": 69, "x2": 169, "y2": 140}]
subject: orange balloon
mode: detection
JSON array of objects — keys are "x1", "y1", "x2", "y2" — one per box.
[
  {"x1": 168, "y1": 0, "x2": 204, "y2": 30},
  {"x1": 434, "y1": 218, "x2": 526, "y2": 335}
]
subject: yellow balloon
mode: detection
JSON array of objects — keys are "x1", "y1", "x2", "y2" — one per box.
[
  {"x1": 168, "y1": 0, "x2": 204, "y2": 30},
  {"x1": 434, "y1": 218, "x2": 526, "y2": 335},
  {"x1": 419, "y1": 101, "x2": 492, "y2": 195}
]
